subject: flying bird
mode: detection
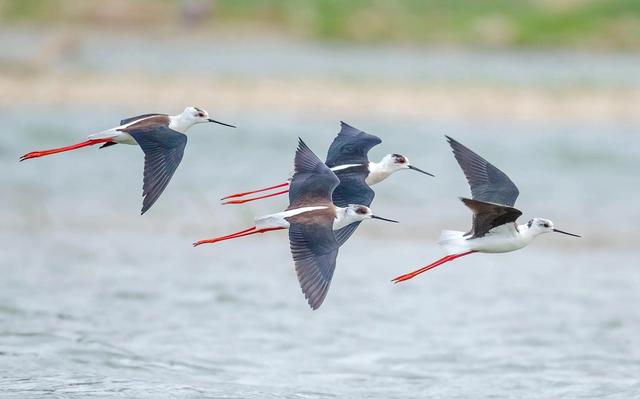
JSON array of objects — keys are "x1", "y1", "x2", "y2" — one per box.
[
  {"x1": 392, "y1": 136, "x2": 580, "y2": 283},
  {"x1": 20, "y1": 107, "x2": 235, "y2": 214},
  {"x1": 194, "y1": 138, "x2": 398, "y2": 309},
  {"x1": 219, "y1": 122, "x2": 433, "y2": 206}
]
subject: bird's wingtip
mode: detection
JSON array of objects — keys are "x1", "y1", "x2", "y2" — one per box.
[{"x1": 297, "y1": 137, "x2": 310, "y2": 150}]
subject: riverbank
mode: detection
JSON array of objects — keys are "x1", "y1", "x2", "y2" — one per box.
[{"x1": 2, "y1": 71, "x2": 639, "y2": 123}]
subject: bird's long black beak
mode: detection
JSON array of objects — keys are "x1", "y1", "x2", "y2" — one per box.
[
  {"x1": 553, "y1": 229, "x2": 581, "y2": 238},
  {"x1": 408, "y1": 165, "x2": 434, "y2": 177},
  {"x1": 371, "y1": 215, "x2": 399, "y2": 223},
  {"x1": 208, "y1": 118, "x2": 236, "y2": 128}
]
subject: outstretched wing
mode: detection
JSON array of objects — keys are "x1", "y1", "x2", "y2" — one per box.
[
  {"x1": 447, "y1": 136, "x2": 520, "y2": 207},
  {"x1": 331, "y1": 165, "x2": 375, "y2": 247},
  {"x1": 125, "y1": 126, "x2": 187, "y2": 215},
  {"x1": 461, "y1": 197, "x2": 522, "y2": 238},
  {"x1": 288, "y1": 139, "x2": 340, "y2": 209},
  {"x1": 325, "y1": 122, "x2": 382, "y2": 167},
  {"x1": 120, "y1": 113, "x2": 165, "y2": 126},
  {"x1": 289, "y1": 217, "x2": 339, "y2": 310}
]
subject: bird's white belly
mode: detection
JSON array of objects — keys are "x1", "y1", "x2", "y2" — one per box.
[{"x1": 468, "y1": 231, "x2": 527, "y2": 253}]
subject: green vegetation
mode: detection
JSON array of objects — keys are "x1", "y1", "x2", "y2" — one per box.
[
  {"x1": 214, "y1": 0, "x2": 640, "y2": 48},
  {"x1": 2, "y1": 0, "x2": 640, "y2": 49}
]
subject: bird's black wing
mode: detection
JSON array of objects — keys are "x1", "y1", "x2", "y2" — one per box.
[
  {"x1": 125, "y1": 126, "x2": 188, "y2": 215},
  {"x1": 288, "y1": 139, "x2": 340, "y2": 209},
  {"x1": 289, "y1": 217, "x2": 339, "y2": 310},
  {"x1": 331, "y1": 165, "x2": 375, "y2": 247},
  {"x1": 447, "y1": 136, "x2": 520, "y2": 207},
  {"x1": 331, "y1": 165, "x2": 374, "y2": 208},
  {"x1": 325, "y1": 122, "x2": 382, "y2": 168},
  {"x1": 333, "y1": 222, "x2": 361, "y2": 248},
  {"x1": 120, "y1": 113, "x2": 164, "y2": 126},
  {"x1": 461, "y1": 197, "x2": 522, "y2": 238}
]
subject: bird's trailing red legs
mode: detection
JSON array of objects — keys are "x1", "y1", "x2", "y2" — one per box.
[
  {"x1": 220, "y1": 182, "x2": 290, "y2": 203},
  {"x1": 221, "y1": 187, "x2": 291, "y2": 205},
  {"x1": 193, "y1": 226, "x2": 286, "y2": 247},
  {"x1": 392, "y1": 250, "x2": 477, "y2": 283},
  {"x1": 20, "y1": 138, "x2": 113, "y2": 161},
  {"x1": 195, "y1": 226, "x2": 257, "y2": 245}
]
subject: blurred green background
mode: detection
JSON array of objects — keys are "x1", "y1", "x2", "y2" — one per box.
[{"x1": 3, "y1": 0, "x2": 640, "y2": 49}]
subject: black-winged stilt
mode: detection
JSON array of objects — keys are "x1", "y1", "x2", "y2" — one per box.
[
  {"x1": 219, "y1": 121, "x2": 433, "y2": 205},
  {"x1": 194, "y1": 138, "x2": 398, "y2": 309},
  {"x1": 19, "y1": 107, "x2": 235, "y2": 214},
  {"x1": 392, "y1": 135, "x2": 580, "y2": 283}
]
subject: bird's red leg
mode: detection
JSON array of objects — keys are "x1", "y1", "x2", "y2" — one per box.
[
  {"x1": 193, "y1": 227, "x2": 256, "y2": 246},
  {"x1": 222, "y1": 189, "x2": 290, "y2": 205},
  {"x1": 193, "y1": 227, "x2": 285, "y2": 247},
  {"x1": 19, "y1": 138, "x2": 113, "y2": 161},
  {"x1": 392, "y1": 250, "x2": 477, "y2": 283},
  {"x1": 220, "y1": 182, "x2": 289, "y2": 200}
]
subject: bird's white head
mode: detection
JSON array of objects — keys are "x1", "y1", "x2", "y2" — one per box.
[
  {"x1": 171, "y1": 106, "x2": 236, "y2": 133},
  {"x1": 183, "y1": 106, "x2": 211, "y2": 124},
  {"x1": 375, "y1": 154, "x2": 434, "y2": 178},
  {"x1": 344, "y1": 204, "x2": 373, "y2": 222},
  {"x1": 526, "y1": 218, "x2": 580, "y2": 238}
]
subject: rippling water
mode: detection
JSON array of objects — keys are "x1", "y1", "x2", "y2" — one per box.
[{"x1": 1, "y1": 34, "x2": 639, "y2": 398}]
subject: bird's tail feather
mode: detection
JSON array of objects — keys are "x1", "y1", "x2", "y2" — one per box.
[{"x1": 438, "y1": 230, "x2": 469, "y2": 255}]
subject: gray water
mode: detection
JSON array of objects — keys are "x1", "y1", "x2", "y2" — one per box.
[
  {"x1": 4, "y1": 28, "x2": 640, "y2": 87},
  {"x1": 1, "y1": 32, "x2": 640, "y2": 398}
]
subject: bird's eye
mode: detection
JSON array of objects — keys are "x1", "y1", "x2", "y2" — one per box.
[
  {"x1": 197, "y1": 112, "x2": 205, "y2": 118},
  {"x1": 356, "y1": 207, "x2": 367, "y2": 215},
  {"x1": 543, "y1": 223, "x2": 550, "y2": 228}
]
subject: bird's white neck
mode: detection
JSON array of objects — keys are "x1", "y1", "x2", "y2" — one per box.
[
  {"x1": 365, "y1": 161, "x2": 395, "y2": 186},
  {"x1": 516, "y1": 223, "x2": 540, "y2": 245},
  {"x1": 168, "y1": 114, "x2": 196, "y2": 133},
  {"x1": 333, "y1": 207, "x2": 362, "y2": 230}
]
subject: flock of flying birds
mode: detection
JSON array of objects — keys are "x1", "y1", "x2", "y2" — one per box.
[{"x1": 20, "y1": 106, "x2": 580, "y2": 310}]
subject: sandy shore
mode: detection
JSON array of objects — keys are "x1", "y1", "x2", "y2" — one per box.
[{"x1": 2, "y1": 72, "x2": 639, "y2": 122}]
